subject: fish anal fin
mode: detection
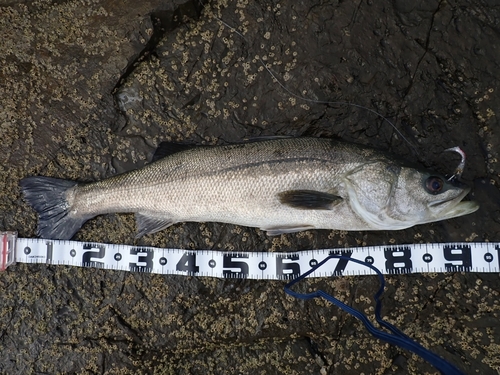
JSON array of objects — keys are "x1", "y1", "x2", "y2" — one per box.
[
  {"x1": 263, "y1": 225, "x2": 316, "y2": 236},
  {"x1": 278, "y1": 190, "x2": 342, "y2": 210},
  {"x1": 135, "y1": 212, "x2": 174, "y2": 237}
]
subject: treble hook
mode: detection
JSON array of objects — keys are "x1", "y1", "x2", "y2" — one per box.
[{"x1": 444, "y1": 146, "x2": 466, "y2": 181}]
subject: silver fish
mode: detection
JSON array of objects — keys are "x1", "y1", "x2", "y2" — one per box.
[{"x1": 20, "y1": 137, "x2": 478, "y2": 240}]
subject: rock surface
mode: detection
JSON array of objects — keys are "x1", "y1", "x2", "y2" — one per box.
[{"x1": 1, "y1": 0, "x2": 499, "y2": 374}]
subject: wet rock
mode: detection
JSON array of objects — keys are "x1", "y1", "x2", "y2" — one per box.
[{"x1": 1, "y1": 0, "x2": 499, "y2": 374}]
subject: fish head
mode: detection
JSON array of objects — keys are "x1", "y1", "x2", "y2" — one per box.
[
  {"x1": 344, "y1": 162, "x2": 479, "y2": 230},
  {"x1": 389, "y1": 167, "x2": 479, "y2": 226}
]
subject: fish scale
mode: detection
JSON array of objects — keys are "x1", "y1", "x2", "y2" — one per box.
[{"x1": 20, "y1": 137, "x2": 478, "y2": 240}]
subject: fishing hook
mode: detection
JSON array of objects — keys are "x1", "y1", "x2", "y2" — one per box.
[{"x1": 444, "y1": 146, "x2": 466, "y2": 181}]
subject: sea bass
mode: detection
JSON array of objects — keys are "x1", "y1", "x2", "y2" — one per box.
[{"x1": 20, "y1": 137, "x2": 478, "y2": 240}]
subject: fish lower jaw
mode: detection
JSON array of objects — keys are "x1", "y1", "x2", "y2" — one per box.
[{"x1": 435, "y1": 201, "x2": 479, "y2": 220}]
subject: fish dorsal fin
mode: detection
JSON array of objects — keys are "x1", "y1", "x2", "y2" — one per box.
[
  {"x1": 243, "y1": 135, "x2": 294, "y2": 142},
  {"x1": 135, "y1": 212, "x2": 174, "y2": 237},
  {"x1": 278, "y1": 190, "x2": 343, "y2": 210},
  {"x1": 153, "y1": 137, "x2": 293, "y2": 161},
  {"x1": 152, "y1": 142, "x2": 197, "y2": 162}
]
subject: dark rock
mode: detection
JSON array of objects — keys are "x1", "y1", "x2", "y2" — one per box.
[{"x1": 1, "y1": 0, "x2": 499, "y2": 373}]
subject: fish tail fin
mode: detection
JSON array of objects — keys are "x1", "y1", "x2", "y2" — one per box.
[{"x1": 20, "y1": 176, "x2": 88, "y2": 240}]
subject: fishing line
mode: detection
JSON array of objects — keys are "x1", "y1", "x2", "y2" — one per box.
[
  {"x1": 6, "y1": 3, "x2": 485, "y2": 374},
  {"x1": 199, "y1": 0, "x2": 419, "y2": 154}
]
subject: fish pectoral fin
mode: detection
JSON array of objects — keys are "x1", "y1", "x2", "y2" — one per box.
[
  {"x1": 278, "y1": 190, "x2": 343, "y2": 210},
  {"x1": 262, "y1": 225, "x2": 316, "y2": 236},
  {"x1": 135, "y1": 213, "x2": 174, "y2": 237}
]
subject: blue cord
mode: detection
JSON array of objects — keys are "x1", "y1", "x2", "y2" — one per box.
[{"x1": 284, "y1": 254, "x2": 467, "y2": 375}]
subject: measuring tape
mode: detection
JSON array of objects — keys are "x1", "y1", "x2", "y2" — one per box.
[{"x1": 1, "y1": 231, "x2": 498, "y2": 276}]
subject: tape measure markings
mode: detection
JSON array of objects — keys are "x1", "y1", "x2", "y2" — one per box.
[{"x1": 1, "y1": 233, "x2": 497, "y2": 277}]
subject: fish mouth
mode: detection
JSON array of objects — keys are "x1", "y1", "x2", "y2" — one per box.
[{"x1": 428, "y1": 187, "x2": 479, "y2": 219}]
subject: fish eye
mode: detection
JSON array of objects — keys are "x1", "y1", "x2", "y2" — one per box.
[{"x1": 425, "y1": 176, "x2": 444, "y2": 194}]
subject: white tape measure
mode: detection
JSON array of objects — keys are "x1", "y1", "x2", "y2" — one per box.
[{"x1": 1, "y1": 232, "x2": 498, "y2": 277}]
